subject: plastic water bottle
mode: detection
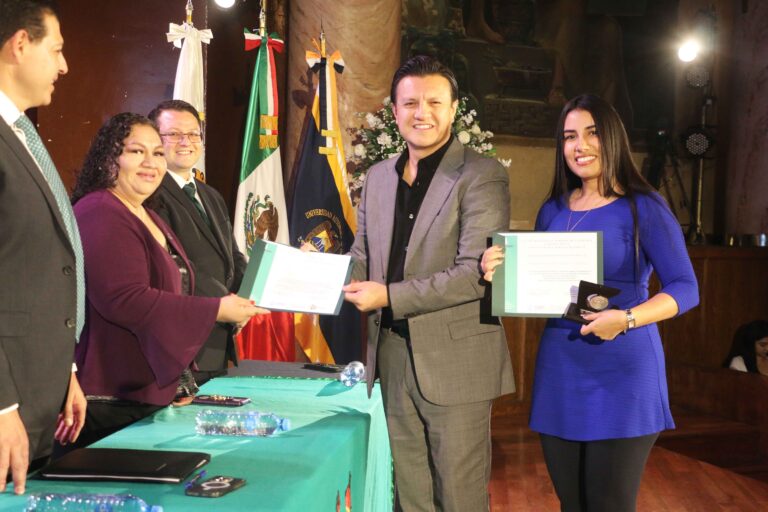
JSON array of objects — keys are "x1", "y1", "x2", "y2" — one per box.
[
  {"x1": 339, "y1": 361, "x2": 366, "y2": 387},
  {"x1": 26, "y1": 493, "x2": 163, "y2": 511},
  {"x1": 195, "y1": 410, "x2": 290, "y2": 437}
]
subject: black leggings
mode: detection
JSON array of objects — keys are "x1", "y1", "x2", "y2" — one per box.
[{"x1": 539, "y1": 432, "x2": 659, "y2": 512}]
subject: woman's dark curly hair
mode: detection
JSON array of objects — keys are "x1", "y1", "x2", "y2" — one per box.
[{"x1": 71, "y1": 112, "x2": 158, "y2": 204}]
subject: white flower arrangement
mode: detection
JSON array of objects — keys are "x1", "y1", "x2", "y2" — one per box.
[{"x1": 347, "y1": 96, "x2": 509, "y2": 200}]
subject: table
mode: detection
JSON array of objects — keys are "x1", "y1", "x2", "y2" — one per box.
[{"x1": 4, "y1": 373, "x2": 392, "y2": 511}]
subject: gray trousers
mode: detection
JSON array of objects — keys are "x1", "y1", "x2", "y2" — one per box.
[{"x1": 378, "y1": 329, "x2": 493, "y2": 512}]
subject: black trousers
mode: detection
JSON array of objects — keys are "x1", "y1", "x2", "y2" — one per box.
[
  {"x1": 52, "y1": 401, "x2": 163, "y2": 459},
  {"x1": 540, "y1": 432, "x2": 659, "y2": 512},
  {"x1": 191, "y1": 368, "x2": 227, "y2": 387}
]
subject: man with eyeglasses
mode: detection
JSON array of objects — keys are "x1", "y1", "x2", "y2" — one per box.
[{"x1": 148, "y1": 100, "x2": 248, "y2": 387}]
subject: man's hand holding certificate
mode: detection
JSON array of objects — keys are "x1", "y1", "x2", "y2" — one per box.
[{"x1": 238, "y1": 239, "x2": 352, "y2": 315}]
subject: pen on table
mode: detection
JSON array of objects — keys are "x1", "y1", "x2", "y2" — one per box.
[{"x1": 185, "y1": 470, "x2": 207, "y2": 488}]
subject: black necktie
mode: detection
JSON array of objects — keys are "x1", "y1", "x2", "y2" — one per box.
[{"x1": 182, "y1": 182, "x2": 211, "y2": 227}]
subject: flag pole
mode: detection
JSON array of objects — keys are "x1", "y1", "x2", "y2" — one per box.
[
  {"x1": 185, "y1": 0, "x2": 193, "y2": 26},
  {"x1": 259, "y1": 0, "x2": 267, "y2": 36}
]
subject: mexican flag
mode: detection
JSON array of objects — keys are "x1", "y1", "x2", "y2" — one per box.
[{"x1": 233, "y1": 28, "x2": 293, "y2": 361}]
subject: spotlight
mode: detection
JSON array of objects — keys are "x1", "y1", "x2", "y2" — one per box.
[
  {"x1": 214, "y1": 0, "x2": 236, "y2": 8},
  {"x1": 677, "y1": 8, "x2": 716, "y2": 63},
  {"x1": 677, "y1": 39, "x2": 700, "y2": 62},
  {"x1": 684, "y1": 65, "x2": 710, "y2": 89},
  {"x1": 681, "y1": 126, "x2": 714, "y2": 157}
]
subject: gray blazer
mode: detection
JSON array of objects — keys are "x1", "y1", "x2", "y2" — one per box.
[
  {"x1": 0, "y1": 119, "x2": 76, "y2": 460},
  {"x1": 350, "y1": 138, "x2": 515, "y2": 405}
]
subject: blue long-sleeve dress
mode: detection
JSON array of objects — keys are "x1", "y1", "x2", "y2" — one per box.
[{"x1": 529, "y1": 193, "x2": 699, "y2": 441}]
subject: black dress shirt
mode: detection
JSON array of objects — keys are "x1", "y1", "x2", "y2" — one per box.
[{"x1": 381, "y1": 135, "x2": 454, "y2": 334}]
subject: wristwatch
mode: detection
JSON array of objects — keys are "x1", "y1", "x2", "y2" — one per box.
[{"x1": 624, "y1": 309, "x2": 636, "y2": 334}]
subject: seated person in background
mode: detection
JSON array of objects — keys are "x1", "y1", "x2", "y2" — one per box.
[
  {"x1": 723, "y1": 320, "x2": 768, "y2": 375},
  {"x1": 66, "y1": 113, "x2": 260, "y2": 450}
]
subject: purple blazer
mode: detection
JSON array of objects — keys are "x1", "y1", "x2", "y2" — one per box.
[{"x1": 73, "y1": 190, "x2": 220, "y2": 405}]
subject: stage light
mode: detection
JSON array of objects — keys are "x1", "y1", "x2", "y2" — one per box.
[
  {"x1": 214, "y1": 0, "x2": 236, "y2": 8},
  {"x1": 677, "y1": 9, "x2": 716, "y2": 63},
  {"x1": 681, "y1": 126, "x2": 714, "y2": 157},
  {"x1": 684, "y1": 64, "x2": 710, "y2": 88},
  {"x1": 677, "y1": 8, "x2": 717, "y2": 245},
  {"x1": 678, "y1": 39, "x2": 700, "y2": 62}
]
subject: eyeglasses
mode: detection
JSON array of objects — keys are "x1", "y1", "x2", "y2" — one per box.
[{"x1": 159, "y1": 131, "x2": 203, "y2": 143}]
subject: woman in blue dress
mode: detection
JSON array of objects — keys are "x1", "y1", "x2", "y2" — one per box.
[{"x1": 483, "y1": 94, "x2": 699, "y2": 511}]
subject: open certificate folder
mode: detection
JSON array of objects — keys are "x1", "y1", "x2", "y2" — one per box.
[
  {"x1": 238, "y1": 239, "x2": 352, "y2": 315},
  {"x1": 491, "y1": 232, "x2": 603, "y2": 317}
]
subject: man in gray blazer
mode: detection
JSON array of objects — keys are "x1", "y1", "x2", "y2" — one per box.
[
  {"x1": 344, "y1": 56, "x2": 514, "y2": 511},
  {"x1": 0, "y1": 0, "x2": 86, "y2": 494},
  {"x1": 148, "y1": 100, "x2": 247, "y2": 385}
]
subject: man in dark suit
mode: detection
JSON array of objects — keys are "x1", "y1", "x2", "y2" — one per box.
[
  {"x1": 343, "y1": 56, "x2": 514, "y2": 510},
  {"x1": 0, "y1": 0, "x2": 86, "y2": 494},
  {"x1": 148, "y1": 100, "x2": 248, "y2": 385}
]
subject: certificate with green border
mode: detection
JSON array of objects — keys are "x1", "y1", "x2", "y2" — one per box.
[
  {"x1": 238, "y1": 239, "x2": 352, "y2": 315},
  {"x1": 491, "y1": 232, "x2": 603, "y2": 317}
]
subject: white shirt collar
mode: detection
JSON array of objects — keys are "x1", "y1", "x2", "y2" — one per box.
[
  {"x1": 0, "y1": 90, "x2": 37, "y2": 162},
  {"x1": 167, "y1": 169, "x2": 196, "y2": 189},
  {"x1": 0, "y1": 90, "x2": 23, "y2": 127}
]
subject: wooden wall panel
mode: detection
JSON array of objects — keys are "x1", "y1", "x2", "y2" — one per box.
[
  {"x1": 660, "y1": 246, "x2": 768, "y2": 368},
  {"x1": 668, "y1": 363, "x2": 768, "y2": 457},
  {"x1": 37, "y1": 0, "x2": 207, "y2": 191},
  {"x1": 724, "y1": 0, "x2": 768, "y2": 234},
  {"x1": 496, "y1": 245, "x2": 768, "y2": 417},
  {"x1": 494, "y1": 317, "x2": 546, "y2": 416}
]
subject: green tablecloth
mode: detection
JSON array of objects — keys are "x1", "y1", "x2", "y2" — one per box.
[{"x1": 3, "y1": 376, "x2": 392, "y2": 511}]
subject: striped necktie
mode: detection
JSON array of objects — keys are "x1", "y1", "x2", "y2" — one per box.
[
  {"x1": 182, "y1": 182, "x2": 211, "y2": 227},
  {"x1": 14, "y1": 114, "x2": 85, "y2": 341}
]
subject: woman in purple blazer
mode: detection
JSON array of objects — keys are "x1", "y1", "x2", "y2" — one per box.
[{"x1": 66, "y1": 113, "x2": 260, "y2": 449}]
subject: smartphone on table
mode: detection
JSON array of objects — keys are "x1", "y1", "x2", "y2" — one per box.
[{"x1": 185, "y1": 475, "x2": 246, "y2": 498}]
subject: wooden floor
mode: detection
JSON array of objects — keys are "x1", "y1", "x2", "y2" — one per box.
[{"x1": 488, "y1": 414, "x2": 768, "y2": 511}]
